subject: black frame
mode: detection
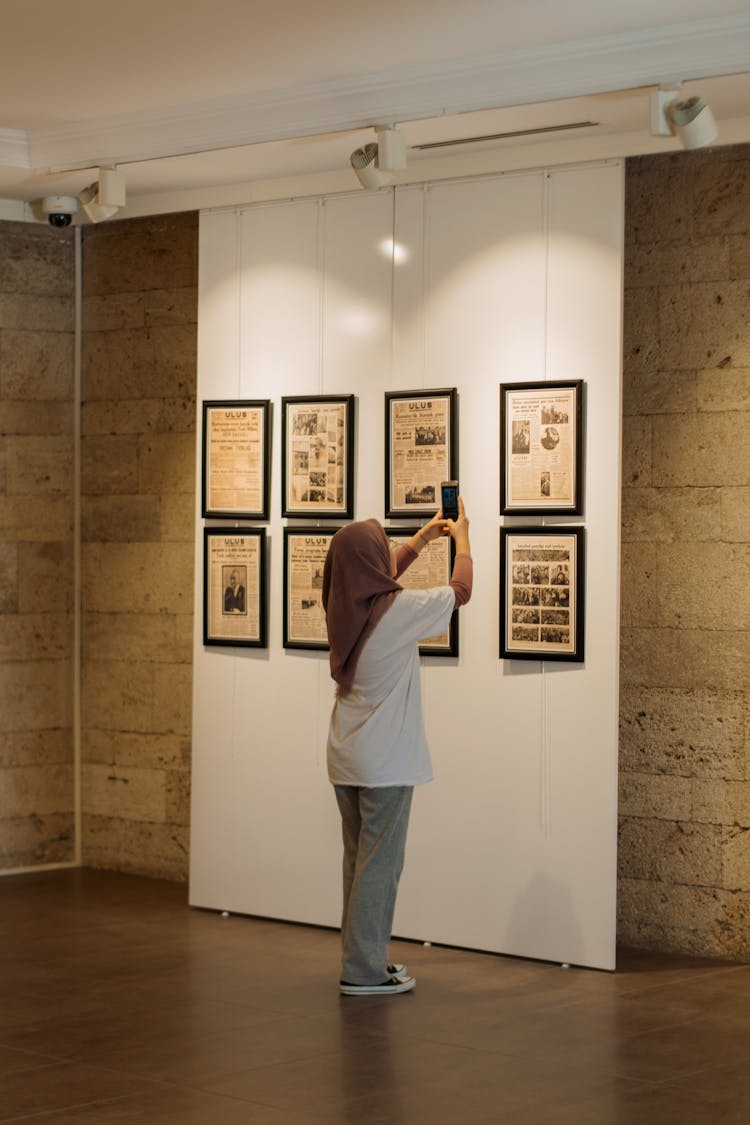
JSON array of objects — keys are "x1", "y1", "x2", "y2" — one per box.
[
  {"x1": 203, "y1": 526, "x2": 267, "y2": 648},
  {"x1": 388, "y1": 528, "x2": 458, "y2": 657},
  {"x1": 499, "y1": 526, "x2": 585, "y2": 662},
  {"x1": 499, "y1": 380, "x2": 583, "y2": 515},
  {"x1": 201, "y1": 399, "x2": 271, "y2": 520},
  {"x1": 385, "y1": 387, "x2": 458, "y2": 518},
  {"x1": 281, "y1": 394, "x2": 355, "y2": 520},
  {"x1": 282, "y1": 526, "x2": 339, "y2": 650}
]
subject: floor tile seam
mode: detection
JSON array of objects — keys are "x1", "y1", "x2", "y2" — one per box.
[
  {"x1": 1, "y1": 1055, "x2": 180, "y2": 1095},
  {"x1": 613, "y1": 1010, "x2": 716, "y2": 1043},
  {"x1": 68, "y1": 1028, "x2": 392, "y2": 1079},
  {"x1": 0, "y1": 1050, "x2": 76, "y2": 1074},
  {"x1": 341, "y1": 1026, "x2": 540, "y2": 1062},
  {"x1": 617, "y1": 1007, "x2": 750, "y2": 1042},
  {"x1": 616, "y1": 965, "x2": 750, "y2": 998},
  {"x1": 181, "y1": 1079, "x2": 317, "y2": 1116},
  {"x1": 609, "y1": 1059, "x2": 743, "y2": 1086},
  {"x1": 649, "y1": 1058, "x2": 750, "y2": 1088},
  {"x1": 184, "y1": 1039, "x2": 423, "y2": 1086},
  {"x1": 176, "y1": 1041, "x2": 399, "y2": 1088},
  {"x1": 545, "y1": 1075, "x2": 703, "y2": 1119},
  {"x1": 0, "y1": 1090, "x2": 151, "y2": 1125}
]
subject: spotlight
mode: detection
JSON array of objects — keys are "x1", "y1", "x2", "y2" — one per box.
[
  {"x1": 78, "y1": 167, "x2": 126, "y2": 222},
  {"x1": 650, "y1": 88, "x2": 718, "y2": 150},
  {"x1": 669, "y1": 97, "x2": 718, "y2": 150},
  {"x1": 350, "y1": 126, "x2": 406, "y2": 190},
  {"x1": 351, "y1": 142, "x2": 391, "y2": 190}
]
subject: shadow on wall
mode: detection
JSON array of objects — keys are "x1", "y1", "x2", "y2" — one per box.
[{"x1": 506, "y1": 873, "x2": 585, "y2": 968}]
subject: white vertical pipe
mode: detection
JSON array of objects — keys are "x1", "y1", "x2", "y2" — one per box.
[
  {"x1": 540, "y1": 170, "x2": 551, "y2": 836},
  {"x1": 73, "y1": 225, "x2": 82, "y2": 865}
]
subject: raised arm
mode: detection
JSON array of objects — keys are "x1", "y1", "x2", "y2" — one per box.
[
  {"x1": 394, "y1": 509, "x2": 450, "y2": 577},
  {"x1": 447, "y1": 496, "x2": 472, "y2": 606}
]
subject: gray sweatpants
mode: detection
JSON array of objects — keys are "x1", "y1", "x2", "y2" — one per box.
[{"x1": 334, "y1": 784, "x2": 414, "y2": 985}]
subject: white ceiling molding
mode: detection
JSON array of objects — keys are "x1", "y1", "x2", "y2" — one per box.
[
  {"x1": 0, "y1": 130, "x2": 30, "y2": 169},
  {"x1": 30, "y1": 14, "x2": 750, "y2": 173}
]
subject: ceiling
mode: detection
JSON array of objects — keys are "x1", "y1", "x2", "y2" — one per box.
[{"x1": 2, "y1": 0, "x2": 750, "y2": 218}]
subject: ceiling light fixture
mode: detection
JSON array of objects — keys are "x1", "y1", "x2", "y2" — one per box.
[
  {"x1": 77, "y1": 167, "x2": 126, "y2": 222},
  {"x1": 650, "y1": 86, "x2": 718, "y2": 149},
  {"x1": 351, "y1": 125, "x2": 406, "y2": 190}
]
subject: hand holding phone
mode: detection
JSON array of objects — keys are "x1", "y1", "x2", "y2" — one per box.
[{"x1": 440, "y1": 480, "x2": 459, "y2": 522}]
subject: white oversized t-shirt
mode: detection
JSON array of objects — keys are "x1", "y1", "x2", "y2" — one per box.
[{"x1": 327, "y1": 586, "x2": 456, "y2": 787}]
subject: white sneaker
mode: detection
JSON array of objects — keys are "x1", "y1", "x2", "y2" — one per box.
[{"x1": 339, "y1": 973, "x2": 416, "y2": 996}]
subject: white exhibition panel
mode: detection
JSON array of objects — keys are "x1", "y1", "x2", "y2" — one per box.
[{"x1": 191, "y1": 162, "x2": 624, "y2": 970}]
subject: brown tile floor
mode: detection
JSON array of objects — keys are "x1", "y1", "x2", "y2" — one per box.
[{"x1": 1, "y1": 870, "x2": 749, "y2": 1123}]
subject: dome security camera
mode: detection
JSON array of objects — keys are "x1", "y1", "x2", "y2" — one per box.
[{"x1": 41, "y1": 196, "x2": 79, "y2": 227}]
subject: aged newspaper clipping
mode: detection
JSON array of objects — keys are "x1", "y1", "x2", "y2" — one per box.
[
  {"x1": 502, "y1": 530, "x2": 580, "y2": 659},
  {"x1": 389, "y1": 394, "x2": 451, "y2": 512},
  {"x1": 502, "y1": 383, "x2": 580, "y2": 512},
  {"x1": 285, "y1": 532, "x2": 332, "y2": 647},
  {"x1": 204, "y1": 403, "x2": 267, "y2": 516},
  {"x1": 205, "y1": 531, "x2": 263, "y2": 645},
  {"x1": 286, "y1": 400, "x2": 348, "y2": 514}
]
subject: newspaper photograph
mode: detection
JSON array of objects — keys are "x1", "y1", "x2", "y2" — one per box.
[
  {"x1": 204, "y1": 528, "x2": 265, "y2": 647},
  {"x1": 388, "y1": 530, "x2": 456, "y2": 655},
  {"x1": 203, "y1": 401, "x2": 269, "y2": 518},
  {"x1": 500, "y1": 528, "x2": 584, "y2": 661},
  {"x1": 387, "y1": 390, "x2": 456, "y2": 516},
  {"x1": 283, "y1": 397, "x2": 352, "y2": 517},
  {"x1": 283, "y1": 530, "x2": 335, "y2": 648},
  {"x1": 500, "y1": 382, "x2": 582, "y2": 514}
]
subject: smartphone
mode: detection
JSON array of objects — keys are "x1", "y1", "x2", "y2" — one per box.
[{"x1": 440, "y1": 480, "x2": 459, "y2": 521}]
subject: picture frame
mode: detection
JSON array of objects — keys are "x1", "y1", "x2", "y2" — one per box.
[
  {"x1": 203, "y1": 527, "x2": 267, "y2": 648},
  {"x1": 282, "y1": 526, "x2": 339, "y2": 650},
  {"x1": 388, "y1": 528, "x2": 458, "y2": 657},
  {"x1": 499, "y1": 380, "x2": 583, "y2": 515},
  {"x1": 385, "y1": 388, "x2": 458, "y2": 518},
  {"x1": 202, "y1": 399, "x2": 271, "y2": 520},
  {"x1": 281, "y1": 395, "x2": 354, "y2": 520},
  {"x1": 499, "y1": 526, "x2": 585, "y2": 662}
]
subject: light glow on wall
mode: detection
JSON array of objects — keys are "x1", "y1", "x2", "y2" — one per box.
[{"x1": 378, "y1": 237, "x2": 409, "y2": 265}]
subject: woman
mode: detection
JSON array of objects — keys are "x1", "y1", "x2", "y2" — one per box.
[{"x1": 322, "y1": 500, "x2": 472, "y2": 995}]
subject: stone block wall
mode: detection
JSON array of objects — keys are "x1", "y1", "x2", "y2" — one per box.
[
  {"x1": 80, "y1": 213, "x2": 198, "y2": 880},
  {"x1": 619, "y1": 144, "x2": 750, "y2": 958},
  {"x1": 0, "y1": 221, "x2": 76, "y2": 869}
]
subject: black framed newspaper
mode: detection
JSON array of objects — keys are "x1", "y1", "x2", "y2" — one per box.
[
  {"x1": 282, "y1": 526, "x2": 339, "y2": 650},
  {"x1": 203, "y1": 527, "x2": 267, "y2": 648},
  {"x1": 499, "y1": 526, "x2": 584, "y2": 662},
  {"x1": 201, "y1": 400, "x2": 271, "y2": 520},
  {"x1": 499, "y1": 380, "x2": 583, "y2": 515},
  {"x1": 281, "y1": 395, "x2": 354, "y2": 520},
  {"x1": 385, "y1": 388, "x2": 458, "y2": 519}
]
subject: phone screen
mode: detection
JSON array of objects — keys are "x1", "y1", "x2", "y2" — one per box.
[{"x1": 441, "y1": 483, "x2": 459, "y2": 520}]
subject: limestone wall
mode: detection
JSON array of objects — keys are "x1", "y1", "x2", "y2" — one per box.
[
  {"x1": 80, "y1": 213, "x2": 198, "y2": 880},
  {"x1": 0, "y1": 221, "x2": 76, "y2": 869},
  {"x1": 619, "y1": 145, "x2": 750, "y2": 957}
]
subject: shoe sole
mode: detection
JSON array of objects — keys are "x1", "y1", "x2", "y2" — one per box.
[{"x1": 340, "y1": 976, "x2": 416, "y2": 996}]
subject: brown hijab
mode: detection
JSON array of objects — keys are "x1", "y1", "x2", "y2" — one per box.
[{"x1": 322, "y1": 519, "x2": 401, "y2": 697}]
